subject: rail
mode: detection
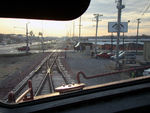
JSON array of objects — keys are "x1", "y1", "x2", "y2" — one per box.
[
  {"x1": 76, "y1": 65, "x2": 150, "y2": 83},
  {"x1": 34, "y1": 53, "x2": 58, "y2": 96},
  {"x1": 56, "y1": 60, "x2": 69, "y2": 84},
  {"x1": 12, "y1": 52, "x2": 55, "y2": 98},
  {"x1": 7, "y1": 51, "x2": 57, "y2": 103}
]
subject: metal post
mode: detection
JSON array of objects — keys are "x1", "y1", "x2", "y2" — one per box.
[
  {"x1": 116, "y1": 0, "x2": 125, "y2": 69},
  {"x1": 122, "y1": 20, "x2": 130, "y2": 52},
  {"x1": 111, "y1": 33, "x2": 113, "y2": 53},
  {"x1": 39, "y1": 32, "x2": 44, "y2": 53},
  {"x1": 28, "y1": 80, "x2": 33, "y2": 99},
  {"x1": 42, "y1": 36, "x2": 44, "y2": 53},
  {"x1": 136, "y1": 18, "x2": 141, "y2": 54},
  {"x1": 8, "y1": 91, "x2": 15, "y2": 103},
  {"x1": 95, "y1": 15, "x2": 99, "y2": 54},
  {"x1": 123, "y1": 30, "x2": 125, "y2": 51}
]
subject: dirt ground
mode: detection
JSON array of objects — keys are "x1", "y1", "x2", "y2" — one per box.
[
  {"x1": 0, "y1": 53, "x2": 44, "y2": 81},
  {"x1": 0, "y1": 53, "x2": 49, "y2": 99}
]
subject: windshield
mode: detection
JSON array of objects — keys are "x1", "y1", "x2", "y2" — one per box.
[{"x1": 0, "y1": 0, "x2": 150, "y2": 104}]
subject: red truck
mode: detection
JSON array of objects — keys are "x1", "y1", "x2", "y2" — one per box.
[{"x1": 17, "y1": 46, "x2": 30, "y2": 51}]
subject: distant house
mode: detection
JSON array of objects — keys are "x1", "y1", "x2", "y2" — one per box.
[{"x1": 74, "y1": 42, "x2": 93, "y2": 51}]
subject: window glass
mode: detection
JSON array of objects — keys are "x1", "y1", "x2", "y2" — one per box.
[{"x1": 0, "y1": 0, "x2": 150, "y2": 103}]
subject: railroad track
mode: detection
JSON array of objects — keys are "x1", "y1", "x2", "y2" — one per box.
[{"x1": 7, "y1": 49, "x2": 76, "y2": 103}]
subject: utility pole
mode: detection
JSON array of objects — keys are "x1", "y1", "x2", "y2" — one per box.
[
  {"x1": 136, "y1": 18, "x2": 141, "y2": 54},
  {"x1": 78, "y1": 17, "x2": 82, "y2": 52},
  {"x1": 72, "y1": 21, "x2": 75, "y2": 38},
  {"x1": 93, "y1": 14, "x2": 103, "y2": 54},
  {"x1": 79, "y1": 17, "x2": 82, "y2": 42},
  {"x1": 116, "y1": 0, "x2": 125, "y2": 69},
  {"x1": 26, "y1": 22, "x2": 30, "y2": 54}
]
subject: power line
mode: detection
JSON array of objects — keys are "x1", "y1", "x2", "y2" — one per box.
[{"x1": 141, "y1": 0, "x2": 150, "y2": 16}]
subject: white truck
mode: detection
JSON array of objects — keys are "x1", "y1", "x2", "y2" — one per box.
[{"x1": 143, "y1": 68, "x2": 150, "y2": 76}]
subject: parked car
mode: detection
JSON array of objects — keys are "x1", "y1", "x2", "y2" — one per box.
[
  {"x1": 143, "y1": 68, "x2": 150, "y2": 76},
  {"x1": 124, "y1": 52, "x2": 136, "y2": 60},
  {"x1": 124, "y1": 52, "x2": 136, "y2": 64},
  {"x1": 107, "y1": 52, "x2": 114, "y2": 57},
  {"x1": 96, "y1": 52, "x2": 113, "y2": 59},
  {"x1": 111, "y1": 51, "x2": 126, "y2": 60},
  {"x1": 17, "y1": 46, "x2": 30, "y2": 51}
]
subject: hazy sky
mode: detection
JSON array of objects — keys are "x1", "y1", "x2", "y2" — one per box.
[{"x1": 0, "y1": 0, "x2": 150, "y2": 37}]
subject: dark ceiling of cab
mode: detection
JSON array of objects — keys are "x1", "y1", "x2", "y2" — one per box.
[{"x1": 0, "y1": 0, "x2": 91, "y2": 20}]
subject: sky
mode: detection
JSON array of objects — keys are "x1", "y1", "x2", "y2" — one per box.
[{"x1": 0, "y1": 0, "x2": 150, "y2": 37}]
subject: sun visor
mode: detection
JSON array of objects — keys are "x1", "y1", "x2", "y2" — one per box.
[{"x1": 0, "y1": 0, "x2": 91, "y2": 20}]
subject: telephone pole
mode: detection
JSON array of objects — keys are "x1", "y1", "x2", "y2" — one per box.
[
  {"x1": 136, "y1": 18, "x2": 141, "y2": 54},
  {"x1": 116, "y1": 0, "x2": 125, "y2": 69},
  {"x1": 93, "y1": 14, "x2": 103, "y2": 54},
  {"x1": 72, "y1": 21, "x2": 75, "y2": 38},
  {"x1": 26, "y1": 22, "x2": 30, "y2": 54},
  {"x1": 79, "y1": 17, "x2": 82, "y2": 42}
]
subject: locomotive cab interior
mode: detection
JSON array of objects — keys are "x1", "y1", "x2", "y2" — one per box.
[{"x1": 0, "y1": 0, "x2": 150, "y2": 113}]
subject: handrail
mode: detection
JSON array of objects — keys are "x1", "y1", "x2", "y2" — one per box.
[
  {"x1": 8, "y1": 80, "x2": 34, "y2": 103},
  {"x1": 76, "y1": 65, "x2": 150, "y2": 83},
  {"x1": 16, "y1": 80, "x2": 33, "y2": 103},
  {"x1": 15, "y1": 88, "x2": 32, "y2": 103}
]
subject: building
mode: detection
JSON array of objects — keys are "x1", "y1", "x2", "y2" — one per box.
[
  {"x1": 74, "y1": 42, "x2": 93, "y2": 51},
  {"x1": 144, "y1": 41, "x2": 150, "y2": 62}
]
